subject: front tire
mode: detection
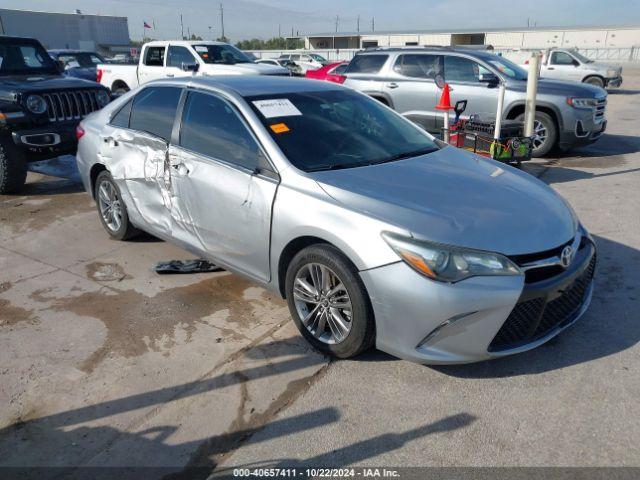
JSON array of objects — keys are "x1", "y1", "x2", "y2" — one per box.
[
  {"x1": 285, "y1": 244, "x2": 375, "y2": 358},
  {"x1": 584, "y1": 76, "x2": 605, "y2": 88},
  {"x1": 516, "y1": 111, "x2": 557, "y2": 157},
  {"x1": 0, "y1": 137, "x2": 27, "y2": 194},
  {"x1": 94, "y1": 170, "x2": 138, "y2": 240}
]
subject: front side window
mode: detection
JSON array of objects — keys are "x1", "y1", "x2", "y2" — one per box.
[
  {"x1": 443, "y1": 56, "x2": 483, "y2": 83},
  {"x1": 144, "y1": 46, "x2": 165, "y2": 66},
  {"x1": 345, "y1": 54, "x2": 389, "y2": 74},
  {"x1": 248, "y1": 89, "x2": 438, "y2": 172},
  {"x1": 167, "y1": 46, "x2": 196, "y2": 68},
  {"x1": 551, "y1": 51, "x2": 576, "y2": 65},
  {"x1": 192, "y1": 44, "x2": 252, "y2": 64},
  {"x1": 0, "y1": 39, "x2": 58, "y2": 75},
  {"x1": 180, "y1": 91, "x2": 266, "y2": 171},
  {"x1": 129, "y1": 86, "x2": 182, "y2": 141},
  {"x1": 393, "y1": 54, "x2": 442, "y2": 79}
]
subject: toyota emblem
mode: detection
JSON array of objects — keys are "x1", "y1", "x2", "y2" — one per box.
[{"x1": 560, "y1": 246, "x2": 574, "y2": 268}]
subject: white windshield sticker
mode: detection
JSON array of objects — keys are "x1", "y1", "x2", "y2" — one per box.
[
  {"x1": 252, "y1": 99, "x2": 302, "y2": 118},
  {"x1": 194, "y1": 46, "x2": 208, "y2": 52}
]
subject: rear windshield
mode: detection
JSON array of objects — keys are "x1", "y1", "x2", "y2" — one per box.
[
  {"x1": 247, "y1": 89, "x2": 438, "y2": 172},
  {"x1": 345, "y1": 54, "x2": 388, "y2": 74}
]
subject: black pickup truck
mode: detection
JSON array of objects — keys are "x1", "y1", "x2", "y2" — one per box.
[{"x1": 0, "y1": 36, "x2": 111, "y2": 193}]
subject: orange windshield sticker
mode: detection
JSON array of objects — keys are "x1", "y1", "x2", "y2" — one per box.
[{"x1": 270, "y1": 123, "x2": 290, "y2": 134}]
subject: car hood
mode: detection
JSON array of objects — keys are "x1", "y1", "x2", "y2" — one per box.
[
  {"x1": 0, "y1": 74, "x2": 103, "y2": 100},
  {"x1": 65, "y1": 67, "x2": 98, "y2": 81},
  {"x1": 510, "y1": 77, "x2": 605, "y2": 97},
  {"x1": 311, "y1": 146, "x2": 577, "y2": 256},
  {"x1": 203, "y1": 63, "x2": 289, "y2": 75}
]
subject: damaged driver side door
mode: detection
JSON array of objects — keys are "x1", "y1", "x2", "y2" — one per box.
[{"x1": 104, "y1": 86, "x2": 182, "y2": 237}]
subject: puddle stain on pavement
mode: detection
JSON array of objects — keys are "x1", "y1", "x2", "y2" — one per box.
[
  {"x1": 86, "y1": 262, "x2": 132, "y2": 282},
  {"x1": 0, "y1": 282, "x2": 39, "y2": 327},
  {"x1": 28, "y1": 274, "x2": 286, "y2": 372}
]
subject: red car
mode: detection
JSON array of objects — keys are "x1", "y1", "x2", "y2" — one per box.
[{"x1": 305, "y1": 61, "x2": 348, "y2": 84}]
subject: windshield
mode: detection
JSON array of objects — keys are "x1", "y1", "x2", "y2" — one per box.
[
  {"x1": 57, "y1": 52, "x2": 105, "y2": 69},
  {"x1": 0, "y1": 39, "x2": 58, "y2": 75},
  {"x1": 487, "y1": 55, "x2": 529, "y2": 80},
  {"x1": 192, "y1": 44, "x2": 253, "y2": 64},
  {"x1": 569, "y1": 50, "x2": 594, "y2": 64},
  {"x1": 247, "y1": 89, "x2": 438, "y2": 172},
  {"x1": 310, "y1": 54, "x2": 327, "y2": 62}
]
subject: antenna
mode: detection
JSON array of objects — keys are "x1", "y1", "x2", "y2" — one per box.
[{"x1": 220, "y1": 3, "x2": 225, "y2": 39}]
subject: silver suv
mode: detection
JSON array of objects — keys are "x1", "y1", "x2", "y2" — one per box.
[{"x1": 343, "y1": 47, "x2": 608, "y2": 157}]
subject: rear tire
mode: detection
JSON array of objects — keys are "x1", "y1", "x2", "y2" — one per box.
[
  {"x1": 584, "y1": 76, "x2": 605, "y2": 88},
  {"x1": 285, "y1": 244, "x2": 375, "y2": 359},
  {"x1": 516, "y1": 111, "x2": 557, "y2": 158},
  {"x1": 0, "y1": 136, "x2": 28, "y2": 194},
  {"x1": 94, "y1": 170, "x2": 139, "y2": 240}
]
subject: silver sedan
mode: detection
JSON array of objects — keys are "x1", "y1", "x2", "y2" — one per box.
[{"x1": 75, "y1": 76, "x2": 596, "y2": 364}]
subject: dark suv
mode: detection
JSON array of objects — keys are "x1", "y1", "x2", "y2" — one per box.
[{"x1": 0, "y1": 36, "x2": 111, "y2": 193}]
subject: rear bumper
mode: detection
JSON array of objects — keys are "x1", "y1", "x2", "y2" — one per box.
[{"x1": 10, "y1": 122, "x2": 77, "y2": 160}]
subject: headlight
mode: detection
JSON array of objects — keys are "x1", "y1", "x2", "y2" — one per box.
[
  {"x1": 381, "y1": 232, "x2": 521, "y2": 283},
  {"x1": 566, "y1": 97, "x2": 597, "y2": 109},
  {"x1": 25, "y1": 94, "x2": 47, "y2": 114},
  {"x1": 95, "y1": 90, "x2": 111, "y2": 108},
  {"x1": 606, "y1": 69, "x2": 618, "y2": 78}
]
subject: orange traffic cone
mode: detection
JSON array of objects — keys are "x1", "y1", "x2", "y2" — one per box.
[{"x1": 436, "y1": 83, "x2": 454, "y2": 111}]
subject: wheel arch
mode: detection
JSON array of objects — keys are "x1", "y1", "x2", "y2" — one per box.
[
  {"x1": 111, "y1": 79, "x2": 130, "y2": 93},
  {"x1": 582, "y1": 74, "x2": 605, "y2": 85},
  {"x1": 89, "y1": 163, "x2": 108, "y2": 198},
  {"x1": 505, "y1": 101, "x2": 563, "y2": 132}
]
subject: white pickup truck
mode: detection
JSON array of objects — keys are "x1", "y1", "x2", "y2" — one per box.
[
  {"x1": 522, "y1": 48, "x2": 623, "y2": 89},
  {"x1": 97, "y1": 40, "x2": 290, "y2": 94}
]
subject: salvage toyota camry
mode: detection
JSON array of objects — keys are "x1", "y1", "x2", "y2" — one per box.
[{"x1": 75, "y1": 76, "x2": 596, "y2": 364}]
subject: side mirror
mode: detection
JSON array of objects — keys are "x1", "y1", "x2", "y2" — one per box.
[
  {"x1": 182, "y1": 62, "x2": 199, "y2": 72},
  {"x1": 56, "y1": 60, "x2": 66, "y2": 73},
  {"x1": 479, "y1": 72, "x2": 499, "y2": 87}
]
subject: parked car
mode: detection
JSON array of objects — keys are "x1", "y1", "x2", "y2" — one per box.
[
  {"x1": 278, "y1": 53, "x2": 328, "y2": 73},
  {"x1": 48, "y1": 49, "x2": 107, "y2": 81},
  {"x1": 343, "y1": 47, "x2": 607, "y2": 157},
  {"x1": 522, "y1": 48, "x2": 623, "y2": 89},
  {"x1": 76, "y1": 76, "x2": 596, "y2": 364},
  {"x1": 97, "y1": 41, "x2": 289, "y2": 94},
  {"x1": 256, "y1": 58, "x2": 302, "y2": 76},
  {"x1": 0, "y1": 35, "x2": 111, "y2": 193},
  {"x1": 305, "y1": 61, "x2": 349, "y2": 83}
]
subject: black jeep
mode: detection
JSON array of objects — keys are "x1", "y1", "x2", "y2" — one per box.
[{"x1": 0, "y1": 36, "x2": 111, "y2": 193}]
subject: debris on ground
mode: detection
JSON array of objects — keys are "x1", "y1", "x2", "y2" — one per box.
[{"x1": 154, "y1": 259, "x2": 225, "y2": 275}]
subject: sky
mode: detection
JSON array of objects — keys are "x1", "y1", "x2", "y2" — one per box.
[{"x1": 2, "y1": 0, "x2": 640, "y2": 41}]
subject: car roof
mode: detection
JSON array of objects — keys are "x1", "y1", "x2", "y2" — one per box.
[
  {"x1": 153, "y1": 75, "x2": 344, "y2": 97},
  {"x1": 48, "y1": 49, "x2": 96, "y2": 54},
  {"x1": 356, "y1": 46, "x2": 496, "y2": 59}
]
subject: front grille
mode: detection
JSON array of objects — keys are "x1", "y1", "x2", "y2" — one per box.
[
  {"x1": 489, "y1": 254, "x2": 596, "y2": 351},
  {"x1": 43, "y1": 90, "x2": 101, "y2": 122},
  {"x1": 594, "y1": 98, "x2": 606, "y2": 123}
]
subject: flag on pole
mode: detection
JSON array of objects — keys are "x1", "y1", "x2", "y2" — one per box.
[{"x1": 143, "y1": 21, "x2": 152, "y2": 29}]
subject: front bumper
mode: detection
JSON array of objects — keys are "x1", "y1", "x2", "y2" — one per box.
[
  {"x1": 10, "y1": 122, "x2": 78, "y2": 160},
  {"x1": 559, "y1": 108, "x2": 607, "y2": 150},
  {"x1": 605, "y1": 76, "x2": 623, "y2": 88},
  {"x1": 360, "y1": 237, "x2": 596, "y2": 364}
]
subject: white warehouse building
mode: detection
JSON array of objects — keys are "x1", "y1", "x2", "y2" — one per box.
[
  {"x1": 305, "y1": 25, "x2": 640, "y2": 55},
  {"x1": 0, "y1": 8, "x2": 130, "y2": 56}
]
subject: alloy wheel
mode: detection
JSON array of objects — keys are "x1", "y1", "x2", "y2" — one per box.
[
  {"x1": 293, "y1": 263, "x2": 353, "y2": 344},
  {"x1": 531, "y1": 119, "x2": 548, "y2": 151},
  {"x1": 97, "y1": 179, "x2": 123, "y2": 233}
]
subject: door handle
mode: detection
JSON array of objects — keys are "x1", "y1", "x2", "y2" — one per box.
[
  {"x1": 103, "y1": 137, "x2": 118, "y2": 147},
  {"x1": 166, "y1": 73, "x2": 175, "y2": 77},
  {"x1": 387, "y1": 82, "x2": 399, "y2": 89},
  {"x1": 171, "y1": 163, "x2": 190, "y2": 176},
  {"x1": 547, "y1": 67, "x2": 555, "y2": 70}
]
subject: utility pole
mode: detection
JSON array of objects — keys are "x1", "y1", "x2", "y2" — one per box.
[
  {"x1": 335, "y1": 15, "x2": 339, "y2": 33},
  {"x1": 278, "y1": 24, "x2": 281, "y2": 38},
  {"x1": 180, "y1": 14, "x2": 184, "y2": 40},
  {"x1": 357, "y1": 15, "x2": 360, "y2": 32},
  {"x1": 208, "y1": 26, "x2": 212, "y2": 40},
  {"x1": 219, "y1": 3, "x2": 225, "y2": 40},
  {"x1": 371, "y1": 17, "x2": 375, "y2": 32}
]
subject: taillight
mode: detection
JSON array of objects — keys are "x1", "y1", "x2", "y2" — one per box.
[
  {"x1": 524, "y1": 59, "x2": 529, "y2": 65},
  {"x1": 331, "y1": 75, "x2": 346, "y2": 84},
  {"x1": 76, "y1": 125, "x2": 85, "y2": 141},
  {"x1": 96, "y1": 68, "x2": 103, "y2": 83}
]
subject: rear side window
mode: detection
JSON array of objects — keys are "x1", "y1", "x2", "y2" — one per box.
[
  {"x1": 167, "y1": 46, "x2": 196, "y2": 68},
  {"x1": 393, "y1": 54, "x2": 442, "y2": 79},
  {"x1": 180, "y1": 91, "x2": 267, "y2": 171},
  {"x1": 129, "y1": 86, "x2": 182, "y2": 141},
  {"x1": 110, "y1": 99, "x2": 133, "y2": 128},
  {"x1": 144, "y1": 46, "x2": 165, "y2": 66},
  {"x1": 345, "y1": 55, "x2": 388, "y2": 74}
]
